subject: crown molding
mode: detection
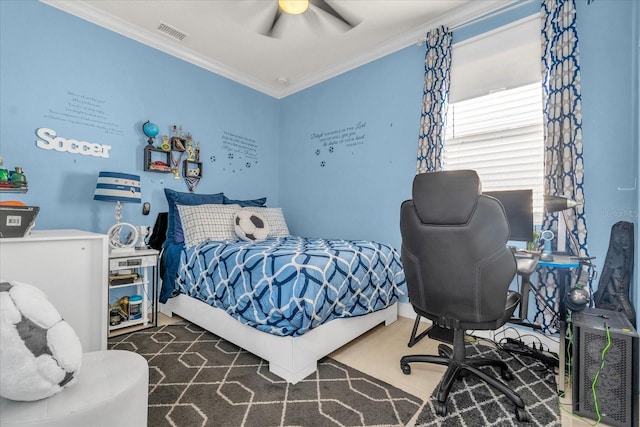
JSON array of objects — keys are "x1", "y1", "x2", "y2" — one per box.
[
  {"x1": 40, "y1": 0, "x2": 281, "y2": 97},
  {"x1": 278, "y1": 1, "x2": 520, "y2": 98},
  {"x1": 40, "y1": 0, "x2": 518, "y2": 100}
]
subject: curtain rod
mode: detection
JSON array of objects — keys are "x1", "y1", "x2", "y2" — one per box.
[
  {"x1": 450, "y1": 0, "x2": 531, "y2": 32},
  {"x1": 451, "y1": 0, "x2": 594, "y2": 32},
  {"x1": 416, "y1": 0, "x2": 531, "y2": 46}
]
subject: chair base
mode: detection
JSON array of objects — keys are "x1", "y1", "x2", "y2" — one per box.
[
  {"x1": 407, "y1": 315, "x2": 454, "y2": 347},
  {"x1": 400, "y1": 329, "x2": 529, "y2": 423}
]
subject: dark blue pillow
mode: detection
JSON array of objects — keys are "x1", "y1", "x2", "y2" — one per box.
[
  {"x1": 164, "y1": 189, "x2": 224, "y2": 244},
  {"x1": 222, "y1": 195, "x2": 267, "y2": 207}
]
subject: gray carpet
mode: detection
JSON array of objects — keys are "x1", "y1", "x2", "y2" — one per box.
[
  {"x1": 414, "y1": 339, "x2": 561, "y2": 427},
  {"x1": 107, "y1": 322, "x2": 423, "y2": 426}
]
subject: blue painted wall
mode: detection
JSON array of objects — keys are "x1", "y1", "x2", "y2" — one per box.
[
  {"x1": 278, "y1": 1, "x2": 540, "y2": 249},
  {"x1": 278, "y1": 47, "x2": 423, "y2": 245},
  {"x1": 576, "y1": 0, "x2": 638, "y2": 315},
  {"x1": 1, "y1": 1, "x2": 638, "y2": 315},
  {"x1": 0, "y1": 1, "x2": 280, "y2": 235},
  {"x1": 279, "y1": 1, "x2": 639, "y2": 315}
]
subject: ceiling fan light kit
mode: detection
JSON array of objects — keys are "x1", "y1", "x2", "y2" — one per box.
[
  {"x1": 279, "y1": 0, "x2": 309, "y2": 15},
  {"x1": 263, "y1": 0, "x2": 358, "y2": 39}
]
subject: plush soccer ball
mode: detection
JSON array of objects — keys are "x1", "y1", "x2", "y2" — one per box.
[
  {"x1": 0, "y1": 280, "x2": 82, "y2": 401},
  {"x1": 234, "y1": 209, "x2": 270, "y2": 242}
]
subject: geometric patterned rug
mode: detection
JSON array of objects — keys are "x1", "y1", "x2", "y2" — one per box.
[
  {"x1": 108, "y1": 322, "x2": 424, "y2": 426},
  {"x1": 415, "y1": 339, "x2": 561, "y2": 427}
]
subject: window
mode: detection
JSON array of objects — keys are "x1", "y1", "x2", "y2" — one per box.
[{"x1": 443, "y1": 83, "x2": 544, "y2": 224}]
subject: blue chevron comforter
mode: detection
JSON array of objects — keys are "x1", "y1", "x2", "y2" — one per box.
[{"x1": 168, "y1": 236, "x2": 406, "y2": 337}]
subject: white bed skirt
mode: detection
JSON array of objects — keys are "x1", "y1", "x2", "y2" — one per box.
[{"x1": 160, "y1": 294, "x2": 398, "y2": 384}]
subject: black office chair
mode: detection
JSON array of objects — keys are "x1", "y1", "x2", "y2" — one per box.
[{"x1": 399, "y1": 170, "x2": 528, "y2": 422}]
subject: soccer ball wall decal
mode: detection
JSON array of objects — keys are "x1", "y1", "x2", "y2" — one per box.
[
  {"x1": 234, "y1": 209, "x2": 270, "y2": 242},
  {"x1": 0, "y1": 281, "x2": 82, "y2": 401}
]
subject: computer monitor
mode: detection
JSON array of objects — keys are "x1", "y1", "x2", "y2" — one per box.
[{"x1": 484, "y1": 189, "x2": 534, "y2": 243}]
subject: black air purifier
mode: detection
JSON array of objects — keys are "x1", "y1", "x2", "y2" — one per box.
[{"x1": 572, "y1": 307, "x2": 638, "y2": 427}]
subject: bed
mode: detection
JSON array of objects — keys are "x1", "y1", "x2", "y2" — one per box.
[{"x1": 157, "y1": 190, "x2": 406, "y2": 383}]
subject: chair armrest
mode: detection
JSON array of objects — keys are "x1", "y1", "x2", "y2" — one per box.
[{"x1": 516, "y1": 257, "x2": 538, "y2": 276}]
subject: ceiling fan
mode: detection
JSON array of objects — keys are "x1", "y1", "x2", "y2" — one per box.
[{"x1": 260, "y1": 0, "x2": 360, "y2": 38}]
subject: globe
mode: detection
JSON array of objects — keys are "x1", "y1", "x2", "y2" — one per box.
[{"x1": 143, "y1": 121, "x2": 159, "y2": 138}]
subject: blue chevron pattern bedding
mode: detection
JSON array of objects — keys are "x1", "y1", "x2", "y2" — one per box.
[{"x1": 171, "y1": 236, "x2": 406, "y2": 337}]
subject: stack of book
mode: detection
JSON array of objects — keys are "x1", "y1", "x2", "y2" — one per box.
[{"x1": 109, "y1": 273, "x2": 139, "y2": 286}]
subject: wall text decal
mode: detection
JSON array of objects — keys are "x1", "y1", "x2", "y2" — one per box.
[
  {"x1": 42, "y1": 90, "x2": 123, "y2": 136},
  {"x1": 211, "y1": 131, "x2": 259, "y2": 173},
  {"x1": 36, "y1": 127, "x2": 112, "y2": 158},
  {"x1": 310, "y1": 121, "x2": 367, "y2": 167},
  {"x1": 311, "y1": 121, "x2": 367, "y2": 148}
]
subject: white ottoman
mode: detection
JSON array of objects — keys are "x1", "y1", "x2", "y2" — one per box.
[{"x1": 0, "y1": 350, "x2": 148, "y2": 427}]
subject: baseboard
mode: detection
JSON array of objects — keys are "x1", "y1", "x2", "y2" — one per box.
[
  {"x1": 397, "y1": 302, "x2": 560, "y2": 355},
  {"x1": 397, "y1": 301, "x2": 417, "y2": 320}
]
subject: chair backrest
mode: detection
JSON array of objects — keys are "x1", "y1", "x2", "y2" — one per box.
[{"x1": 400, "y1": 170, "x2": 516, "y2": 326}]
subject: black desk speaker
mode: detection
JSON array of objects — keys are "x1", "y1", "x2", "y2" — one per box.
[{"x1": 572, "y1": 307, "x2": 638, "y2": 427}]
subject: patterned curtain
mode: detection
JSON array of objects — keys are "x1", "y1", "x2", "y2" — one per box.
[
  {"x1": 535, "y1": 0, "x2": 591, "y2": 333},
  {"x1": 416, "y1": 26, "x2": 452, "y2": 174}
]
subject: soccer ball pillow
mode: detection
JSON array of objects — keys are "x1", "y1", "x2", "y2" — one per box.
[
  {"x1": 0, "y1": 280, "x2": 82, "y2": 401},
  {"x1": 234, "y1": 209, "x2": 270, "y2": 242}
]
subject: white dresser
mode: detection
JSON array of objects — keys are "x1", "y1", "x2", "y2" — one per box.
[{"x1": 0, "y1": 229, "x2": 109, "y2": 351}]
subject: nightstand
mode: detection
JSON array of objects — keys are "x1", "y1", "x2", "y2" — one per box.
[{"x1": 108, "y1": 248, "x2": 159, "y2": 337}]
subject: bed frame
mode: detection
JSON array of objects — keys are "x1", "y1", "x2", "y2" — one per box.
[{"x1": 160, "y1": 294, "x2": 398, "y2": 384}]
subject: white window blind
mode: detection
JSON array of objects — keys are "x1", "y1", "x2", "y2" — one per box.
[
  {"x1": 449, "y1": 15, "x2": 541, "y2": 103},
  {"x1": 443, "y1": 83, "x2": 544, "y2": 223}
]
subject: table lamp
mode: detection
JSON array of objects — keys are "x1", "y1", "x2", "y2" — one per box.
[
  {"x1": 93, "y1": 171, "x2": 141, "y2": 253},
  {"x1": 540, "y1": 195, "x2": 579, "y2": 261}
]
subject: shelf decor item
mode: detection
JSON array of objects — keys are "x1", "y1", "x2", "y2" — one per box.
[
  {"x1": 159, "y1": 124, "x2": 204, "y2": 189},
  {"x1": 0, "y1": 157, "x2": 28, "y2": 193},
  {"x1": 142, "y1": 120, "x2": 159, "y2": 146},
  {"x1": 160, "y1": 135, "x2": 171, "y2": 151},
  {"x1": 170, "y1": 150, "x2": 183, "y2": 179},
  {"x1": 10, "y1": 166, "x2": 27, "y2": 189},
  {"x1": 93, "y1": 171, "x2": 141, "y2": 254},
  {"x1": 0, "y1": 155, "x2": 9, "y2": 182}
]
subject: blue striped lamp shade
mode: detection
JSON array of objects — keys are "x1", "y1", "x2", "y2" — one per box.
[{"x1": 93, "y1": 171, "x2": 141, "y2": 204}]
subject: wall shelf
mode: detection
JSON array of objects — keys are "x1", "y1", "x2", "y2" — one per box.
[
  {"x1": 0, "y1": 186, "x2": 28, "y2": 193},
  {"x1": 144, "y1": 145, "x2": 171, "y2": 173},
  {"x1": 183, "y1": 159, "x2": 203, "y2": 178}
]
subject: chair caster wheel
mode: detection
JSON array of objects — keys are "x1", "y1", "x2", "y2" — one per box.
[
  {"x1": 501, "y1": 370, "x2": 513, "y2": 381},
  {"x1": 401, "y1": 363, "x2": 411, "y2": 375},
  {"x1": 435, "y1": 401, "x2": 448, "y2": 416},
  {"x1": 515, "y1": 407, "x2": 530, "y2": 422}
]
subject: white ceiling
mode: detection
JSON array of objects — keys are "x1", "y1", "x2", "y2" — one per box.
[{"x1": 42, "y1": 0, "x2": 513, "y2": 99}]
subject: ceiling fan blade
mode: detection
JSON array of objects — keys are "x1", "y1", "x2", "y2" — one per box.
[
  {"x1": 309, "y1": 0, "x2": 358, "y2": 29},
  {"x1": 304, "y1": 9, "x2": 323, "y2": 33},
  {"x1": 266, "y1": 7, "x2": 283, "y2": 37},
  {"x1": 257, "y1": 2, "x2": 283, "y2": 38}
]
